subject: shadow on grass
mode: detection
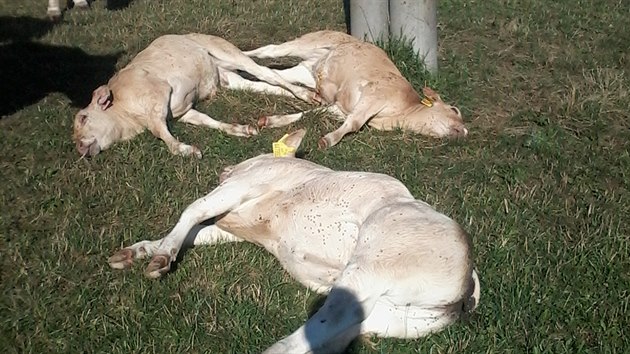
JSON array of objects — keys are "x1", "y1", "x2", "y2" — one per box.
[
  {"x1": 105, "y1": 0, "x2": 134, "y2": 11},
  {"x1": 0, "y1": 15, "x2": 55, "y2": 42},
  {"x1": 306, "y1": 291, "x2": 365, "y2": 354},
  {"x1": 170, "y1": 219, "x2": 218, "y2": 274},
  {"x1": 176, "y1": 218, "x2": 366, "y2": 353},
  {"x1": 65, "y1": 0, "x2": 134, "y2": 12},
  {"x1": 0, "y1": 17, "x2": 122, "y2": 117}
]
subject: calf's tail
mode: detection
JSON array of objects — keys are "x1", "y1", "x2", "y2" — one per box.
[{"x1": 464, "y1": 269, "x2": 481, "y2": 313}]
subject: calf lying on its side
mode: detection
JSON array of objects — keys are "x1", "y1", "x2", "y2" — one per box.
[
  {"x1": 73, "y1": 33, "x2": 316, "y2": 158},
  {"x1": 108, "y1": 129, "x2": 480, "y2": 353},
  {"x1": 246, "y1": 31, "x2": 468, "y2": 148}
]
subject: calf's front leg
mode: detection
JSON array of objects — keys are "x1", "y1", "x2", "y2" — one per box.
[
  {"x1": 144, "y1": 88, "x2": 202, "y2": 158},
  {"x1": 108, "y1": 225, "x2": 242, "y2": 271},
  {"x1": 319, "y1": 100, "x2": 385, "y2": 149},
  {"x1": 109, "y1": 182, "x2": 252, "y2": 278},
  {"x1": 47, "y1": 0, "x2": 62, "y2": 20}
]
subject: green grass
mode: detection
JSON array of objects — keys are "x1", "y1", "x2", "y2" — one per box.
[{"x1": 1, "y1": 0, "x2": 629, "y2": 353}]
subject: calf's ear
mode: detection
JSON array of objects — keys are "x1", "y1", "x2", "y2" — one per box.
[
  {"x1": 92, "y1": 85, "x2": 113, "y2": 110},
  {"x1": 422, "y1": 87, "x2": 442, "y2": 102}
]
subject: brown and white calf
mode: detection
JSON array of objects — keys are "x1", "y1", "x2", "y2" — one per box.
[
  {"x1": 73, "y1": 33, "x2": 316, "y2": 158},
  {"x1": 47, "y1": 0, "x2": 88, "y2": 21},
  {"x1": 108, "y1": 129, "x2": 480, "y2": 353},
  {"x1": 245, "y1": 30, "x2": 468, "y2": 148}
]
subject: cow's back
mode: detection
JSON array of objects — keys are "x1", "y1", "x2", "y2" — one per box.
[
  {"x1": 217, "y1": 162, "x2": 418, "y2": 291},
  {"x1": 315, "y1": 41, "x2": 420, "y2": 114},
  {"x1": 121, "y1": 35, "x2": 218, "y2": 91}
]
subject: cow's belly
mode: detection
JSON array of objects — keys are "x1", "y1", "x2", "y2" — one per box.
[
  {"x1": 218, "y1": 195, "x2": 361, "y2": 293},
  {"x1": 273, "y1": 218, "x2": 360, "y2": 293}
]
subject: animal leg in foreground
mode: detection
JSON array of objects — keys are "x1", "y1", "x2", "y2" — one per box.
[{"x1": 109, "y1": 182, "x2": 249, "y2": 278}]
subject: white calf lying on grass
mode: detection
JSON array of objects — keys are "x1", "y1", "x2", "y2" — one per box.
[
  {"x1": 73, "y1": 33, "x2": 316, "y2": 158},
  {"x1": 108, "y1": 129, "x2": 480, "y2": 353},
  {"x1": 246, "y1": 30, "x2": 468, "y2": 148}
]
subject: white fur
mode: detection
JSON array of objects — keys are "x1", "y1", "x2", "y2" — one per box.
[
  {"x1": 109, "y1": 129, "x2": 480, "y2": 353},
  {"x1": 47, "y1": 0, "x2": 88, "y2": 20}
]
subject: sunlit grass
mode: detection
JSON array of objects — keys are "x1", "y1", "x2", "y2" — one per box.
[{"x1": 1, "y1": 0, "x2": 629, "y2": 353}]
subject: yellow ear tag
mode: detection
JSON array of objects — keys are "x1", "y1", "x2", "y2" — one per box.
[
  {"x1": 420, "y1": 97, "x2": 433, "y2": 107},
  {"x1": 272, "y1": 134, "x2": 295, "y2": 157}
]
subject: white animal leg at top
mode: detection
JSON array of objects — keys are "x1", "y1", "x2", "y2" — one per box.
[
  {"x1": 48, "y1": 0, "x2": 90, "y2": 20},
  {"x1": 178, "y1": 108, "x2": 257, "y2": 138},
  {"x1": 220, "y1": 71, "x2": 295, "y2": 97},
  {"x1": 243, "y1": 43, "x2": 301, "y2": 59},
  {"x1": 272, "y1": 64, "x2": 317, "y2": 89},
  {"x1": 259, "y1": 105, "x2": 345, "y2": 129},
  {"x1": 47, "y1": 0, "x2": 63, "y2": 19},
  {"x1": 153, "y1": 183, "x2": 252, "y2": 259}
]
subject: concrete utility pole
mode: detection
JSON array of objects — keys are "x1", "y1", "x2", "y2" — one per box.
[
  {"x1": 349, "y1": 0, "x2": 389, "y2": 43},
  {"x1": 347, "y1": 0, "x2": 439, "y2": 74},
  {"x1": 390, "y1": 0, "x2": 438, "y2": 74}
]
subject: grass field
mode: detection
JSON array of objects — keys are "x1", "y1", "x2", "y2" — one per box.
[{"x1": 1, "y1": 0, "x2": 629, "y2": 353}]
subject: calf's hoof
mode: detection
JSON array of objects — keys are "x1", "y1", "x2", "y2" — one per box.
[
  {"x1": 312, "y1": 92, "x2": 322, "y2": 105},
  {"x1": 257, "y1": 116, "x2": 268, "y2": 128},
  {"x1": 47, "y1": 10, "x2": 62, "y2": 22},
  {"x1": 177, "y1": 144, "x2": 202, "y2": 159},
  {"x1": 191, "y1": 146, "x2": 202, "y2": 159},
  {"x1": 108, "y1": 248, "x2": 135, "y2": 270},
  {"x1": 145, "y1": 254, "x2": 171, "y2": 279},
  {"x1": 295, "y1": 89, "x2": 316, "y2": 104},
  {"x1": 246, "y1": 125, "x2": 259, "y2": 136},
  {"x1": 75, "y1": 0, "x2": 90, "y2": 9},
  {"x1": 317, "y1": 136, "x2": 330, "y2": 150}
]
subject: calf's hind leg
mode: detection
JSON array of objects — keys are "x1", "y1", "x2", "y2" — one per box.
[
  {"x1": 179, "y1": 108, "x2": 257, "y2": 137},
  {"x1": 221, "y1": 71, "x2": 295, "y2": 97},
  {"x1": 264, "y1": 264, "x2": 384, "y2": 353},
  {"x1": 264, "y1": 264, "x2": 460, "y2": 353},
  {"x1": 271, "y1": 64, "x2": 317, "y2": 89},
  {"x1": 258, "y1": 105, "x2": 345, "y2": 129}
]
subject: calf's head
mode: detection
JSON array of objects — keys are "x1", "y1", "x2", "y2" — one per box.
[
  {"x1": 73, "y1": 86, "x2": 119, "y2": 157},
  {"x1": 407, "y1": 87, "x2": 468, "y2": 138}
]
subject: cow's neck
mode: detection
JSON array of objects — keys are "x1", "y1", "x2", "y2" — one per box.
[{"x1": 107, "y1": 106, "x2": 146, "y2": 141}]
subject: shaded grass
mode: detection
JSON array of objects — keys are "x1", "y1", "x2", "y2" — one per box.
[{"x1": 1, "y1": 0, "x2": 629, "y2": 353}]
